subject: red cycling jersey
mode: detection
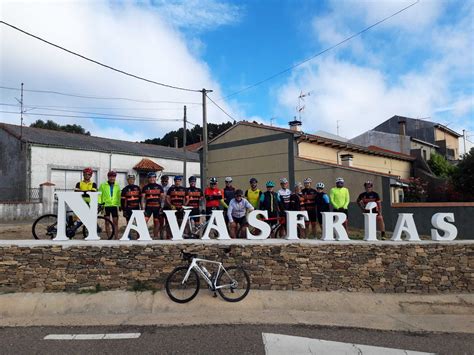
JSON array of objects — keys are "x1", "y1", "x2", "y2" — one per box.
[{"x1": 204, "y1": 187, "x2": 224, "y2": 208}]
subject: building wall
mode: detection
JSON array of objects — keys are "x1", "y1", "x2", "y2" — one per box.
[
  {"x1": 349, "y1": 131, "x2": 411, "y2": 155},
  {"x1": 0, "y1": 130, "x2": 28, "y2": 200},
  {"x1": 434, "y1": 128, "x2": 459, "y2": 160},
  {"x1": 297, "y1": 142, "x2": 412, "y2": 179},
  {"x1": 410, "y1": 141, "x2": 437, "y2": 161},
  {"x1": 208, "y1": 125, "x2": 293, "y2": 189},
  {"x1": 30, "y1": 146, "x2": 200, "y2": 190}
]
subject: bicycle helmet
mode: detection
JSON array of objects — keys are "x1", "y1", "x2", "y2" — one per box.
[
  {"x1": 127, "y1": 174, "x2": 136, "y2": 179},
  {"x1": 147, "y1": 172, "x2": 157, "y2": 178},
  {"x1": 364, "y1": 180, "x2": 373, "y2": 187},
  {"x1": 161, "y1": 174, "x2": 169, "y2": 180},
  {"x1": 336, "y1": 177, "x2": 345, "y2": 184},
  {"x1": 303, "y1": 177, "x2": 312, "y2": 183},
  {"x1": 295, "y1": 182, "x2": 303, "y2": 189},
  {"x1": 225, "y1": 176, "x2": 233, "y2": 183},
  {"x1": 209, "y1": 177, "x2": 218, "y2": 184},
  {"x1": 235, "y1": 189, "x2": 244, "y2": 196},
  {"x1": 249, "y1": 177, "x2": 258, "y2": 183},
  {"x1": 280, "y1": 177, "x2": 288, "y2": 184},
  {"x1": 316, "y1": 182, "x2": 325, "y2": 189},
  {"x1": 188, "y1": 176, "x2": 197, "y2": 182},
  {"x1": 83, "y1": 167, "x2": 93, "y2": 175},
  {"x1": 174, "y1": 175, "x2": 183, "y2": 181},
  {"x1": 266, "y1": 181, "x2": 275, "y2": 187},
  {"x1": 107, "y1": 170, "x2": 117, "y2": 177}
]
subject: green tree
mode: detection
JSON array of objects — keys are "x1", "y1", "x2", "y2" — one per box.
[
  {"x1": 427, "y1": 153, "x2": 457, "y2": 178},
  {"x1": 452, "y1": 148, "x2": 474, "y2": 201},
  {"x1": 30, "y1": 119, "x2": 90, "y2": 135}
]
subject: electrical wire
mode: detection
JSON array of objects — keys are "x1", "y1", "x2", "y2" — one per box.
[
  {"x1": 206, "y1": 93, "x2": 236, "y2": 121},
  {"x1": 0, "y1": 86, "x2": 201, "y2": 105},
  {"x1": 220, "y1": 0, "x2": 419, "y2": 100},
  {"x1": 0, "y1": 110, "x2": 181, "y2": 122},
  {"x1": 0, "y1": 21, "x2": 201, "y2": 93}
]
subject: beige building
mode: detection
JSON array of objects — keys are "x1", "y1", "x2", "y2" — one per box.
[{"x1": 206, "y1": 121, "x2": 414, "y2": 204}]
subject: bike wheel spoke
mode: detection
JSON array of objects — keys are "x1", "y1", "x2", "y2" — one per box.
[
  {"x1": 166, "y1": 266, "x2": 200, "y2": 303},
  {"x1": 32, "y1": 214, "x2": 58, "y2": 240},
  {"x1": 217, "y1": 267, "x2": 250, "y2": 302}
]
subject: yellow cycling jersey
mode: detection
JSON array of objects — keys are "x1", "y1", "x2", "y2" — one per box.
[
  {"x1": 245, "y1": 188, "x2": 262, "y2": 209},
  {"x1": 77, "y1": 180, "x2": 97, "y2": 192}
]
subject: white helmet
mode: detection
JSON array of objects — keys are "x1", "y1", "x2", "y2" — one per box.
[
  {"x1": 316, "y1": 182, "x2": 325, "y2": 189},
  {"x1": 365, "y1": 201, "x2": 378, "y2": 213},
  {"x1": 280, "y1": 177, "x2": 288, "y2": 184},
  {"x1": 224, "y1": 176, "x2": 233, "y2": 182},
  {"x1": 336, "y1": 177, "x2": 344, "y2": 184},
  {"x1": 303, "y1": 177, "x2": 312, "y2": 183}
]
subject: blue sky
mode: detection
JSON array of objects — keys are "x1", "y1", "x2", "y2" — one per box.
[{"x1": 1, "y1": 0, "x2": 473, "y2": 151}]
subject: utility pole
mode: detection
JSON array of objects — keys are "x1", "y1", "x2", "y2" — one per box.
[
  {"x1": 201, "y1": 88, "x2": 213, "y2": 190},
  {"x1": 463, "y1": 129, "x2": 467, "y2": 157},
  {"x1": 183, "y1": 105, "x2": 187, "y2": 185},
  {"x1": 20, "y1": 82, "x2": 24, "y2": 140}
]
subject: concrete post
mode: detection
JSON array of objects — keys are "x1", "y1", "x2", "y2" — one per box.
[{"x1": 40, "y1": 182, "x2": 56, "y2": 215}]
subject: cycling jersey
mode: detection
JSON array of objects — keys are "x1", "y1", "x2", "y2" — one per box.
[
  {"x1": 142, "y1": 183, "x2": 164, "y2": 208},
  {"x1": 244, "y1": 188, "x2": 262, "y2": 209},
  {"x1": 259, "y1": 191, "x2": 281, "y2": 214},
  {"x1": 289, "y1": 193, "x2": 304, "y2": 211},
  {"x1": 223, "y1": 186, "x2": 236, "y2": 206},
  {"x1": 357, "y1": 191, "x2": 381, "y2": 212},
  {"x1": 186, "y1": 186, "x2": 203, "y2": 209},
  {"x1": 75, "y1": 180, "x2": 97, "y2": 203},
  {"x1": 227, "y1": 198, "x2": 254, "y2": 222},
  {"x1": 167, "y1": 185, "x2": 187, "y2": 208},
  {"x1": 329, "y1": 187, "x2": 350, "y2": 210},
  {"x1": 121, "y1": 184, "x2": 141, "y2": 210},
  {"x1": 315, "y1": 192, "x2": 330, "y2": 211},
  {"x1": 301, "y1": 188, "x2": 317, "y2": 210},
  {"x1": 277, "y1": 188, "x2": 292, "y2": 210},
  {"x1": 98, "y1": 181, "x2": 121, "y2": 207},
  {"x1": 205, "y1": 187, "x2": 224, "y2": 208}
]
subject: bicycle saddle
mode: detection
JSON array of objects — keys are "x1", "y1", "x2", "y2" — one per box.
[{"x1": 181, "y1": 251, "x2": 197, "y2": 261}]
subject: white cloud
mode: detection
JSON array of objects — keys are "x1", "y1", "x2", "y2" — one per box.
[{"x1": 0, "y1": 0, "x2": 239, "y2": 139}]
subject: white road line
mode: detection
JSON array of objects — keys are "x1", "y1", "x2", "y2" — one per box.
[
  {"x1": 262, "y1": 333, "x2": 434, "y2": 355},
  {"x1": 44, "y1": 333, "x2": 141, "y2": 340}
]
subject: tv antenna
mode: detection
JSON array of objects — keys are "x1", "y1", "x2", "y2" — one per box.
[{"x1": 297, "y1": 91, "x2": 311, "y2": 121}]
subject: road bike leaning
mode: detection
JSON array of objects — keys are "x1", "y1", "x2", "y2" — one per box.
[{"x1": 165, "y1": 248, "x2": 250, "y2": 303}]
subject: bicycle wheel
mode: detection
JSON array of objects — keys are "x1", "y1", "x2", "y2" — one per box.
[
  {"x1": 217, "y1": 266, "x2": 250, "y2": 302},
  {"x1": 165, "y1": 266, "x2": 200, "y2": 303},
  {"x1": 82, "y1": 216, "x2": 115, "y2": 240},
  {"x1": 32, "y1": 214, "x2": 58, "y2": 240}
]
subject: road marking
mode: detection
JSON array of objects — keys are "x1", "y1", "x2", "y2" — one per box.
[
  {"x1": 44, "y1": 333, "x2": 141, "y2": 340},
  {"x1": 262, "y1": 333, "x2": 434, "y2": 355}
]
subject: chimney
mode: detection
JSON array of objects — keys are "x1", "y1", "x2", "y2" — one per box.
[
  {"x1": 288, "y1": 118, "x2": 302, "y2": 132},
  {"x1": 398, "y1": 118, "x2": 406, "y2": 136},
  {"x1": 174, "y1": 136, "x2": 179, "y2": 148},
  {"x1": 340, "y1": 154, "x2": 353, "y2": 167}
]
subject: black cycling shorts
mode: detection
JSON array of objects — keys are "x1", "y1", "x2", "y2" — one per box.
[
  {"x1": 230, "y1": 216, "x2": 246, "y2": 225},
  {"x1": 335, "y1": 208, "x2": 349, "y2": 217},
  {"x1": 104, "y1": 207, "x2": 118, "y2": 218},
  {"x1": 305, "y1": 209, "x2": 317, "y2": 223},
  {"x1": 123, "y1": 208, "x2": 133, "y2": 220},
  {"x1": 144, "y1": 207, "x2": 161, "y2": 219}
]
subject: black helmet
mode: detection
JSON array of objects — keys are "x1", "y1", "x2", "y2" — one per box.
[
  {"x1": 189, "y1": 176, "x2": 197, "y2": 182},
  {"x1": 249, "y1": 177, "x2": 257, "y2": 183},
  {"x1": 235, "y1": 189, "x2": 244, "y2": 196},
  {"x1": 209, "y1": 177, "x2": 218, "y2": 184}
]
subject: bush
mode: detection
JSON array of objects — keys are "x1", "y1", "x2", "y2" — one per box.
[
  {"x1": 427, "y1": 153, "x2": 457, "y2": 178},
  {"x1": 452, "y1": 148, "x2": 474, "y2": 201},
  {"x1": 403, "y1": 177, "x2": 428, "y2": 202}
]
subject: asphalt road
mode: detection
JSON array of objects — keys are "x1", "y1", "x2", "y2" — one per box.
[{"x1": 0, "y1": 324, "x2": 472, "y2": 354}]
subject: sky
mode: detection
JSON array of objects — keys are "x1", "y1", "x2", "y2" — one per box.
[{"x1": 1, "y1": 0, "x2": 473, "y2": 153}]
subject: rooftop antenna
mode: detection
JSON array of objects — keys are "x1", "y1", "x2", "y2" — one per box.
[
  {"x1": 297, "y1": 91, "x2": 311, "y2": 121},
  {"x1": 14, "y1": 83, "x2": 25, "y2": 142},
  {"x1": 336, "y1": 120, "x2": 340, "y2": 136},
  {"x1": 270, "y1": 117, "x2": 276, "y2": 126}
]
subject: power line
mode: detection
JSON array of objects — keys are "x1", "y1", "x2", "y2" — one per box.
[
  {"x1": 0, "y1": 110, "x2": 181, "y2": 122},
  {"x1": 0, "y1": 86, "x2": 201, "y2": 105},
  {"x1": 0, "y1": 21, "x2": 202, "y2": 93},
  {"x1": 0, "y1": 102, "x2": 189, "y2": 120},
  {"x1": 220, "y1": 0, "x2": 419, "y2": 100},
  {"x1": 206, "y1": 93, "x2": 236, "y2": 121}
]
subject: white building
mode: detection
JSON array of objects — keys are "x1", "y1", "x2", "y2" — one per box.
[{"x1": 0, "y1": 123, "x2": 200, "y2": 201}]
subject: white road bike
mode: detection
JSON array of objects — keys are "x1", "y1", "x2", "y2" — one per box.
[{"x1": 165, "y1": 249, "x2": 251, "y2": 303}]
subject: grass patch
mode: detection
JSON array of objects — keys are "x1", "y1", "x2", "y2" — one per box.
[
  {"x1": 129, "y1": 280, "x2": 157, "y2": 293},
  {"x1": 77, "y1": 283, "x2": 103, "y2": 294}
]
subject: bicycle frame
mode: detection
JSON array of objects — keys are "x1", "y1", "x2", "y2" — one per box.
[
  {"x1": 186, "y1": 214, "x2": 211, "y2": 237},
  {"x1": 182, "y1": 258, "x2": 234, "y2": 291}
]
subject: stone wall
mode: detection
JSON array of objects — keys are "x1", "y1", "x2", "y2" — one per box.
[{"x1": 0, "y1": 240, "x2": 472, "y2": 294}]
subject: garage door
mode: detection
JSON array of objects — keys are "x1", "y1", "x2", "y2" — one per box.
[
  {"x1": 115, "y1": 172, "x2": 127, "y2": 189},
  {"x1": 51, "y1": 169, "x2": 97, "y2": 190}
]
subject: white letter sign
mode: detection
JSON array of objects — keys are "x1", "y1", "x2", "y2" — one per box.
[
  {"x1": 164, "y1": 209, "x2": 191, "y2": 241},
  {"x1": 321, "y1": 212, "x2": 349, "y2": 241},
  {"x1": 246, "y1": 210, "x2": 271, "y2": 240},
  {"x1": 285, "y1": 211, "x2": 307, "y2": 240},
  {"x1": 121, "y1": 210, "x2": 152, "y2": 241},
  {"x1": 431, "y1": 213, "x2": 457, "y2": 241},
  {"x1": 391, "y1": 213, "x2": 420, "y2": 241},
  {"x1": 363, "y1": 213, "x2": 378, "y2": 241},
  {"x1": 202, "y1": 210, "x2": 230, "y2": 240}
]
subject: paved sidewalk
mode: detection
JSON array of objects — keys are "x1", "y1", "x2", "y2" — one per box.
[{"x1": 0, "y1": 290, "x2": 472, "y2": 333}]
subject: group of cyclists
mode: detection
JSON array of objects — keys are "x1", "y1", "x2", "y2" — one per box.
[{"x1": 75, "y1": 167, "x2": 386, "y2": 239}]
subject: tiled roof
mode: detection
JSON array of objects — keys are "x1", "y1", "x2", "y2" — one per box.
[
  {"x1": 133, "y1": 158, "x2": 164, "y2": 171},
  {"x1": 185, "y1": 141, "x2": 203, "y2": 152},
  {"x1": 367, "y1": 145, "x2": 414, "y2": 159},
  {"x1": 0, "y1": 123, "x2": 200, "y2": 162}
]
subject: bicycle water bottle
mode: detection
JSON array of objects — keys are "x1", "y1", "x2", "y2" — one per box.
[{"x1": 202, "y1": 266, "x2": 211, "y2": 278}]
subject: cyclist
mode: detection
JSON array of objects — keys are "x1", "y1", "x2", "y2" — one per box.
[
  {"x1": 244, "y1": 177, "x2": 262, "y2": 210},
  {"x1": 259, "y1": 181, "x2": 283, "y2": 229},
  {"x1": 167, "y1": 175, "x2": 187, "y2": 222},
  {"x1": 121, "y1": 174, "x2": 141, "y2": 223},
  {"x1": 277, "y1": 177, "x2": 292, "y2": 236},
  {"x1": 161, "y1": 174, "x2": 172, "y2": 194},
  {"x1": 315, "y1": 182, "x2": 330, "y2": 233},
  {"x1": 289, "y1": 182, "x2": 304, "y2": 211},
  {"x1": 185, "y1": 175, "x2": 203, "y2": 217},
  {"x1": 74, "y1": 167, "x2": 97, "y2": 204},
  {"x1": 329, "y1": 177, "x2": 350, "y2": 231},
  {"x1": 227, "y1": 189, "x2": 254, "y2": 239},
  {"x1": 98, "y1": 171, "x2": 121, "y2": 239},
  {"x1": 223, "y1": 176, "x2": 236, "y2": 223},
  {"x1": 301, "y1": 177, "x2": 317, "y2": 238},
  {"x1": 142, "y1": 172, "x2": 164, "y2": 239},
  {"x1": 357, "y1": 181, "x2": 386, "y2": 238},
  {"x1": 204, "y1": 177, "x2": 227, "y2": 217}
]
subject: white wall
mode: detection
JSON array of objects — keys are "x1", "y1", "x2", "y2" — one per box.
[{"x1": 30, "y1": 146, "x2": 200, "y2": 189}]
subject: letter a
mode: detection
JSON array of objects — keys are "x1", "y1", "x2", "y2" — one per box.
[{"x1": 391, "y1": 213, "x2": 420, "y2": 241}]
